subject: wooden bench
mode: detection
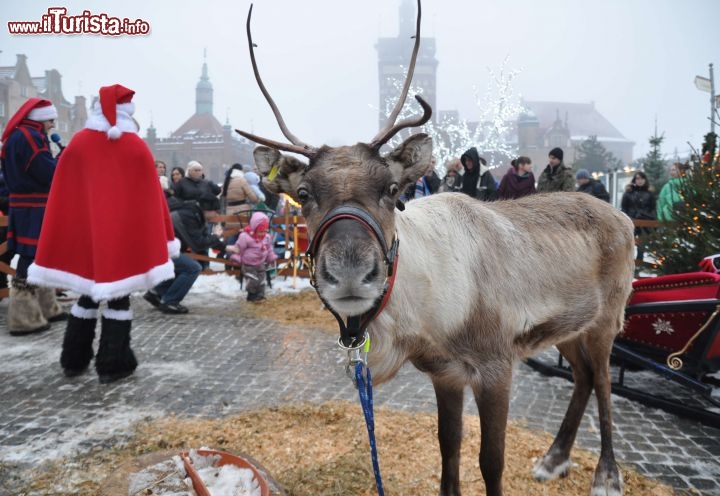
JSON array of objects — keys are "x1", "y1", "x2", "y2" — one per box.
[{"x1": 187, "y1": 209, "x2": 311, "y2": 285}]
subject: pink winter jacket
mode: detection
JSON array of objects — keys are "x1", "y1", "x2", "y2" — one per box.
[{"x1": 229, "y1": 212, "x2": 278, "y2": 266}]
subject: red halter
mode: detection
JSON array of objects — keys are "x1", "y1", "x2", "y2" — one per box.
[{"x1": 306, "y1": 205, "x2": 399, "y2": 348}]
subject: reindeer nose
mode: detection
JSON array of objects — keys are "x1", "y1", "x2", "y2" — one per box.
[
  {"x1": 361, "y1": 262, "x2": 380, "y2": 284},
  {"x1": 320, "y1": 263, "x2": 340, "y2": 284}
]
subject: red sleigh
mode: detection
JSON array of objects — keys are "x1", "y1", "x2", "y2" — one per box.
[
  {"x1": 619, "y1": 272, "x2": 720, "y2": 376},
  {"x1": 526, "y1": 272, "x2": 720, "y2": 428}
]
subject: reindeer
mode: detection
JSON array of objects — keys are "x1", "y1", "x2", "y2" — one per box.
[{"x1": 236, "y1": 3, "x2": 633, "y2": 495}]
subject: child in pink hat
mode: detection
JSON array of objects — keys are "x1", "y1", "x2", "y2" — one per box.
[{"x1": 226, "y1": 211, "x2": 277, "y2": 301}]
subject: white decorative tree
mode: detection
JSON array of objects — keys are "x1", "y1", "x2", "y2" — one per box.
[
  {"x1": 379, "y1": 57, "x2": 523, "y2": 176},
  {"x1": 471, "y1": 57, "x2": 524, "y2": 168}
]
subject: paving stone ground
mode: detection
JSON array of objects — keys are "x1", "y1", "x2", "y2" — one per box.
[{"x1": 0, "y1": 292, "x2": 719, "y2": 495}]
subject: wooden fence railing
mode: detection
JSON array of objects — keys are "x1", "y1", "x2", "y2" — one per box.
[
  {"x1": 0, "y1": 215, "x2": 672, "y2": 300},
  {"x1": 632, "y1": 219, "x2": 660, "y2": 229},
  {"x1": 187, "y1": 208, "x2": 310, "y2": 286},
  {"x1": 0, "y1": 209, "x2": 311, "y2": 297},
  {"x1": 192, "y1": 216, "x2": 665, "y2": 277}
]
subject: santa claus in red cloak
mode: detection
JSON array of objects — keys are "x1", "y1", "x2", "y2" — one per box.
[{"x1": 28, "y1": 84, "x2": 179, "y2": 383}]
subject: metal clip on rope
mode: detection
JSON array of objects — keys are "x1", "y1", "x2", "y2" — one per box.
[{"x1": 340, "y1": 331, "x2": 369, "y2": 384}]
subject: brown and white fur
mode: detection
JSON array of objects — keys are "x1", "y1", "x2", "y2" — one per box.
[{"x1": 253, "y1": 136, "x2": 634, "y2": 496}]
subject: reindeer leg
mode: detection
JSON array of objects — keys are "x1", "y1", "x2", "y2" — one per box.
[
  {"x1": 533, "y1": 340, "x2": 593, "y2": 482},
  {"x1": 432, "y1": 379, "x2": 464, "y2": 496},
  {"x1": 589, "y1": 343, "x2": 623, "y2": 496},
  {"x1": 472, "y1": 372, "x2": 511, "y2": 496}
]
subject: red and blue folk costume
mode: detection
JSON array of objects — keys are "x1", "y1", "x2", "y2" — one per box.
[{"x1": 1, "y1": 115, "x2": 57, "y2": 258}]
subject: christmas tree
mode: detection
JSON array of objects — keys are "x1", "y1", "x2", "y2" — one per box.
[
  {"x1": 644, "y1": 132, "x2": 720, "y2": 274},
  {"x1": 573, "y1": 135, "x2": 622, "y2": 175},
  {"x1": 641, "y1": 129, "x2": 668, "y2": 193}
]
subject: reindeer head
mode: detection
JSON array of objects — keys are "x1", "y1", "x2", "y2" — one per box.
[{"x1": 237, "y1": 1, "x2": 432, "y2": 318}]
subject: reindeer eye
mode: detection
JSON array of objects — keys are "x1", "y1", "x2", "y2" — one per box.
[
  {"x1": 297, "y1": 187, "x2": 310, "y2": 204},
  {"x1": 388, "y1": 183, "x2": 399, "y2": 196}
]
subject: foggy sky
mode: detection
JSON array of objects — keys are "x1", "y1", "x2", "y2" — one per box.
[{"x1": 2, "y1": 0, "x2": 719, "y2": 162}]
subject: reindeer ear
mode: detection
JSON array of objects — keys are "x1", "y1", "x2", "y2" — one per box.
[
  {"x1": 253, "y1": 146, "x2": 306, "y2": 200},
  {"x1": 385, "y1": 134, "x2": 433, "y2": 193}
]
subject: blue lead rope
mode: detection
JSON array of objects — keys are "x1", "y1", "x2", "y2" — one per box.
[{"x1": 355, "y1": 361, "x2": 385, "y2": 496}]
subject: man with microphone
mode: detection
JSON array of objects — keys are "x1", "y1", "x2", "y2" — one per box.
[
  {"x1": 0, "y1": 98, "x2": 66, "y2": 335},
  {"x1": 50, "y1": 132, "x2": 66, "y2": 154}
]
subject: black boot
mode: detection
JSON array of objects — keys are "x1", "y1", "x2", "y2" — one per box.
[
  {"x1": 60, "y1": 312, "x2": 97, "y2": 377},
  {"x1": 95, "y1": 316, "x2": 137, "y2": 384}
]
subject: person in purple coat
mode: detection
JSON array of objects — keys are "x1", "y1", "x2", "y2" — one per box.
[{"x1": 498, "y1": 156, "x2": 536, "y2": 200}]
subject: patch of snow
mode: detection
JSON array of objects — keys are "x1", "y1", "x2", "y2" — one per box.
[
  {"x1": 0, "y1": 341, "x2": 58, "y2": 374},
  {"x1": 140, "y1": 360, "x2": 200, "y2": 378},
  {"x1": 185, "y1": 272, "x2": 313, "y2": 304},
  {"x1": 183, "y1": 449, "x2": 261, "y2": 496},
  {"x1": 1, "y1": 405, "x2": 164, "y2": 464},
  {"x1": 191, "y1": 272, "x2": 312, "y2": 296}
]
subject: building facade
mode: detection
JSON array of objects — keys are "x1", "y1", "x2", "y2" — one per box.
[
  {"x1": 144, "y1": 57, "x2": 253, "y2": 184},
  {"x1": 0, "y1": 54, "x2": 87, "y2": 145},
  {"x1": 376, "y1": 0, "x2": 438, "y2": 129},
  {"x1": 517, "y1": 100, "x2": 634, "y2": 173}
]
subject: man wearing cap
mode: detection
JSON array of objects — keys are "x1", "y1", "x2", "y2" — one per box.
[
  {"x1": 537, "y1": 147, "x2": 575, "y2": 193},
  {"x1": 0, "y1": 98, "x2": 66, "y2": 335},
  {"x1": 575, "y1": 168, "x2": 610, "y2": 202},
  {"x1": 28, "y1": 84, "x2": 178, "y2": 383}
]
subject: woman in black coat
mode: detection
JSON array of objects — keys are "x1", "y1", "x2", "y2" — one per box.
[
  {"x1": 621, "y1": 171, "x2": 656, "y2": 262},
  {"x1": 173, "y1": 160, "x2": 221, "y2": 212}
]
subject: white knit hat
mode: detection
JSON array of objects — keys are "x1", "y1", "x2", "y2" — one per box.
[{"x1": 26, "y1": 100, "x2": 58, "y2": 122}]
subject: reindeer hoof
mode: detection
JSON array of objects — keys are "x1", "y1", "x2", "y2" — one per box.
[
  {"x1": 532, "y1": 456, "x2": 571, "y2": 481},
  {"x1": 590, "y1": 468, "x2": 623, "y2": 496}
]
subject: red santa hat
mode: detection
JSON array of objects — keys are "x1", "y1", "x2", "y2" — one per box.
[
  {"x1": 27, "y1": 99, "x2": 58, "y2": 122},
  {"x1": 86, "y1": 84, "x2": 136, "y2": 140},
  {"x1": 1, "y1": 98, "x2": 58, "y2": 143}
]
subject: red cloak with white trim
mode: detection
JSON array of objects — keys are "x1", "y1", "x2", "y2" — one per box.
[{"x1": 28, "y1": 129, "x2": 179, "y2": 301}]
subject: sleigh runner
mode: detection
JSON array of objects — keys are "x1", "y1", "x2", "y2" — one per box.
[{"x1": 527, "y1": 271, "x2": 720, "y2": 428}]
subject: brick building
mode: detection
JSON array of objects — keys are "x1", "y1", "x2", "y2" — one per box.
[
  {"x1": 144, "y1": 57, "x2": 253, "y2": 184},
  {"x1": 0, "y1": 54, "x2": 87, "y2": 145},
  {"x1": 517, "y1": 100, "x2": 634, "y2": 172}
]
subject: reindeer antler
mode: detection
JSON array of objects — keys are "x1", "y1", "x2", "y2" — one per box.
[
  {"x1": 235, "y1": 4, "x2": 317, "y2": 159},
  {"x1": 368, "y1": 0, "x2": 432, "y2": 150}
]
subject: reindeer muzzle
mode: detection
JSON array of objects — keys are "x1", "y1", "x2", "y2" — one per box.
[{"x1": 306, "y1": 205, "x2": 399, "y2": 349}]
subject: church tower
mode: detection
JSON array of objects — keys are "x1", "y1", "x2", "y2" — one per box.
[
  {"x1": 196, "y1": 49, "x2": 213, "y2": 115},
  {"x1": 376, "y1": 0, "x2": 438, "y2": 129}
]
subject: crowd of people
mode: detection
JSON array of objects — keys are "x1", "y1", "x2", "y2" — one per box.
[
  {"x1": 1, "y1": 92, "x2": 716, "y2": 385},
  {"x1": 401, "y1": 145, "x2": 698, "y2": 268}
]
